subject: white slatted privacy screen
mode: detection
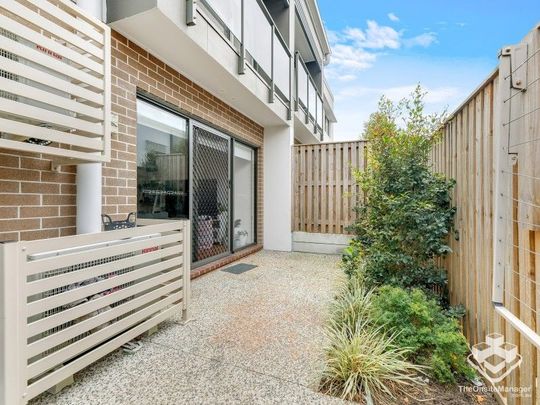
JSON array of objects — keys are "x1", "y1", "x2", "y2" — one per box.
[
  {"x1": 0, "y1": 0, "x2": 111, "y2": 163},
  {"x1": 0, "y1": 219, "x2": 191, "y2": 404}
]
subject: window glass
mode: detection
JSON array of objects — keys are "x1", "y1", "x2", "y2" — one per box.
[
  {"x1": 233, "y1": 141, "x2": 255, "y2": 249},
  {"x1": 136, "y1": 99, "x2": 189, "y2": 219}
]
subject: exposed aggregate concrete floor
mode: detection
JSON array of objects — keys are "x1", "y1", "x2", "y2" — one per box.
[{"x1": 31, "y1": 251, "x2": 347, "y2": 405}]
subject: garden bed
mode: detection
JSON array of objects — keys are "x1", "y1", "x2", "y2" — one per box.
[
  {"x1": 320, "y1": 88, "x2": 499, "y2": 405},
  {"x1": 404, "y1": 382, "x2": 498, "y2": 405}
]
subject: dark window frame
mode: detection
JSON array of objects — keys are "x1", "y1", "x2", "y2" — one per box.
[{"x1": 135, "y1": 92, "x2": 259, "y2": 257}]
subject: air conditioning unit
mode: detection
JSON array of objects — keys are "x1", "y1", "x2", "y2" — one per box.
[
  {"x1": 26, "y1": 233, "x2": 162, "y2": 367},
  {"x1": 0, "y1": 27, "x2": 77, "y2": 146}
]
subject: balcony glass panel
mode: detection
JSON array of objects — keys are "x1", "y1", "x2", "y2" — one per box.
[
  {"x1": 308, "y1": 80, "x2": 317, "y2": 119},
  {"x1": 317, "y1": 94, "x2": 323, "y2": 127},
  {"x1": 297, "y1": 62, "x2": 308, "y2": 108},
  {"x1": 273, "y1": 34, "x2": 290, "y2": 100},
  {"x1": 205, "y1": 0, "x2": 242, "y2": 39},
  {"x1": 245, "y1": 0, "x2": 272, "y2": 75}
]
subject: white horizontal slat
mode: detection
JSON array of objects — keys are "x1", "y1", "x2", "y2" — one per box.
[
  {"x1": 0, "y1": 117, "x2": 103, "y2": 151},
  {"x1": 2, "y1": 1, "x2": 103, "y2": 60},
  {"x1": 0, "y1": 138, "x2": 104, "y2": 162},
  {"x1": 27, "y1": 0, "x2": 105, "y2": 44},
  {"x1": 23, "y1": 221, "x2": 185, "y2": 254},
  {"x1": 27, "y1": 256, "x2": 183, "y2": 316},
  {"x1": 0, "y1": 35, "x2": 103, "y2": 89},
  {"x1": 0, "y1": 77, "x2": 103, "y2": 120},
  {"x1": 0, "y1": 52, "x2": 104, "y2": 105},
  {"x1": 0, "y1": 14, "x2": 103, "y2": 75},
  {"x1": 55, "y1": 0, "x2": 108, "y2": 33},
  {"x1": 495, "y1": 306, "x2": 540, "y2": 350},
  {"x1": 27, "y1": 269, "x2": 183, "y2": 337},
  {"x1": 137, "y1": 218, "x2": 181, "y2": 226},
  {"x1": 0, "y1": 97, "x2": 103, "y2": 136},
  {"x1": 27, "y1": 279, "x2": 182, "y2": 357},
  {"x1": 27, "y1": 244, "x2": 179, "y2": 295},
  {"x1": 25, "y1": 303, "x2": 180, "y2": 401},
  {"x1": 24, "y1": 232, "x2": 182, "y2": 275},
  {"x1": 27, "y1": 291, "x2": 182, "y2": 379}
]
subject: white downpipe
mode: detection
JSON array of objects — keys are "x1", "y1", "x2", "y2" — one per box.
[
  {"x1": 76, "y1": 0, "x2": 104, "y2": 234},
  {"x1": 76, "y1": 164, "x2": 102, "y2": 234}
]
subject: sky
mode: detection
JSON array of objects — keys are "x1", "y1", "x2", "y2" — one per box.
[{"x1": 318, "y1": 0, "x2": 540, "y2": 140}]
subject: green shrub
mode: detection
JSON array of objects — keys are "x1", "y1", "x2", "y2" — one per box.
[
  {"x1": 322, "y1": 280, "x2": 425, "y2": 404},
  {"x1": 327, "y1": 277, "x2": 373, "y2": 334},
  {"x1": 345, "y1": 86, "x2": 455, "y2": 295},
  {"x1": 370, "y1": 285, "x2": 475, "y2": 383}
]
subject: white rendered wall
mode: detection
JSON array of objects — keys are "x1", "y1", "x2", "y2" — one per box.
[
  {"x1": 292, "y1": 232, "x2": 352, "y2": 255},
  {"x1": 76, "y1": 0, "x2": 104, "y2": 234},
  {"x1": 263, "y1": 125, "x2": 293, "y2": 251},
  {"x1": 262, "y1": 2, "x2": 295, "y2": 251}
]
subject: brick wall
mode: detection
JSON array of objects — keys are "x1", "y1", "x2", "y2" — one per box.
[
  {"x1": 108, "y1": 31, "x2": 264, "y2": 243},
  {"x1": 0, "y1": 150, "x2": 76, "y2": 242},
  {"x1": 0, "y1": 30, "x2": 265, "y2": 244}
]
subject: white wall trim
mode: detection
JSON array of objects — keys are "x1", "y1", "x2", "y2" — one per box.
[{"x1": 292, "y1": 232, "x2": 351, "y2": 255}]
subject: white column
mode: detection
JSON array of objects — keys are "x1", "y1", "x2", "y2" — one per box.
[
  {"x1": 76, "y1": 0, "x2": 104, "y2": 234},
  {"x1": 262, "y1": 3, "x2": 295, "y2": 251},
  {"x1": 76, "y1": 163, "x2": 102, "y2": 234},
  {"x1": 263, "y1": 125, "x2": 293, "y2": 251}
]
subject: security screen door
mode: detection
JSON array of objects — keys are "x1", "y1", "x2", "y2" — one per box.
[{"x1": 191, "y1": 123, "x2": 231, "y2": 263}]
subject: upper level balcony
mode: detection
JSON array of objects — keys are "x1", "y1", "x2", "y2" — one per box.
[
  {"x1": 295, "y1": 52, "x2": 324, "y2": 140},
  {"x1": 107, "y1": 0, "x2": 292, "y2": 127},
  {"x1": 107, "y1": 0, "x2": 336, "y2": 141},
  {"x1": 200, "y1": 0, "x2": 292, "y2": 109}
]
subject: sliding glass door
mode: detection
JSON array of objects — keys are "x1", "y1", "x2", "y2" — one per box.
[
  {"x1": 136, "y1": 99, "x2": 189, "y2": 220},
  {"x1": 232, "y1": 141, "x2": 255, "y2": 250},
  {"x1": 136, "y1": 97, "x2": 257, "y2": 266}
]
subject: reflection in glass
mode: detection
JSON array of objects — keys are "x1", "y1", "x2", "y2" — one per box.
[
  {"x1": 136, "y1": 99, "x2": 189, "y2": 219},
  {"x1": 233, "y1": 141, "x2": 255, "y2": 249}
]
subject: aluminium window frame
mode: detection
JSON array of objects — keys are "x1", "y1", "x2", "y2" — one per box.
[{"x1": 136, "y1": 91, "x2": 259, "y2": 267}]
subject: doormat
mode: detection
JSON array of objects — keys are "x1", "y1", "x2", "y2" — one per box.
[{"x1": 222, "y1": 263, "x2": 257, "y2": 274}]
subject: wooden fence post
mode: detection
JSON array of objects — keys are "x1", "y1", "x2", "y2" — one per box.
[{"x1": 492, "y1": 47, "x2": 512, "y2": 305}]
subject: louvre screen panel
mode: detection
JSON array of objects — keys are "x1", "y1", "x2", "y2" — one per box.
[
  {"x1": 0, "y1": 0, "x2": 111, "y2": 163},
  {"x1": 0, "y1": 220, "x2": 191, "y2": 404},
  {"x1": 192, "y1": 125, "x2": 231, "y2": 263}
]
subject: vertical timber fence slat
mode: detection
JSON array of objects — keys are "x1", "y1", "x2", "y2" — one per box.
[
  {"x1": 431, "y1": 24, "x2": 540, "y2": 405},
  {"x1": 292, "y1": 141, "x2": 367, "y2": 235}
]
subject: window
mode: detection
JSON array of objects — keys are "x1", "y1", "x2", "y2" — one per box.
[
  {"x1": 233, "y1": 141, "x2": 255, "y2": 249},
  {"x1": 324, "y1": 117, "x2": 330, "y2": 135},
  {"x1": 136, "y1": 99, "x2": 189, "y2": 219}
]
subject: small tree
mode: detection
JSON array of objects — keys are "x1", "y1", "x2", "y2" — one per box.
[{"x1": 345, "y1": 86, "x2": 455, "y2": 297}]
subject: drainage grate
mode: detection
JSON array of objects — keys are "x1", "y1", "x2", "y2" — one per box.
[{"x1": 222, "y1": 263, "x2": 257, "y2": 274}]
